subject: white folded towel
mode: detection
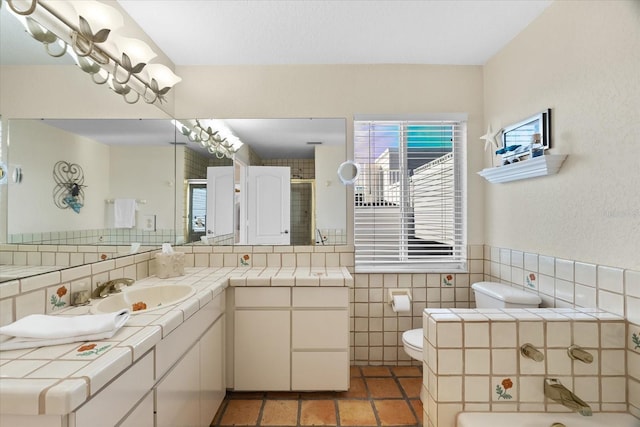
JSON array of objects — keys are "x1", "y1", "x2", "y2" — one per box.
[
  {"x1": 0, "y1": 309, "x2": 130, "y2": 351},
  {"x1": 114, "y1": 198, "x2": 137, "y2": 228}
]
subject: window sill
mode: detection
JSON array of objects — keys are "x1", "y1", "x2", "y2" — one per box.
[{"x1": 478, "y1": 154, "x2": 567, "y2": 184}]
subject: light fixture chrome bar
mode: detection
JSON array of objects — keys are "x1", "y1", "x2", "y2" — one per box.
[{"x1": 4, "y1": 0, "x2": 181, "y2": 104}]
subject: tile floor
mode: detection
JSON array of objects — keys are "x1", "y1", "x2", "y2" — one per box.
[{"x1": 211, "y1": 366, "x2": 423, "y2": 427}]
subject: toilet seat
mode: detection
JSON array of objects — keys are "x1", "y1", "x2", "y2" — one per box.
[{"x1": 402, "y1": 328, "x2": 423, "y2": 360}]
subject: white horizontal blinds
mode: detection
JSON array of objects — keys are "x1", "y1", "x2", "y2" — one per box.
[{"x1": 354, "y1": 120, "x2": 466, "y2": 272}]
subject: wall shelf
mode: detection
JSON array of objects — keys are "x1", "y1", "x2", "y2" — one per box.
[{"x1": 478, "y1": 154, "x2": 567, "y2": 184}]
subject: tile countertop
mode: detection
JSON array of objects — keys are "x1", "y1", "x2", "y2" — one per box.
[{"x1": 0, "y1": 266, "x2": 354, "y2": 416}]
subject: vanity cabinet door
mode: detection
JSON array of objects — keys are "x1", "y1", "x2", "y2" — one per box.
[
  {"x1": 156, "y1": 342, "x2": 201, "y2": 427},
  {"x1": 234, "y1": 310, "x2": 290, "y2": 390},
  {"x1": 119, "y1": 391, "x2": 154, "y2": 427},
  {"x1": 200, "y1": 315, "x2": 226, "y2": 426}
]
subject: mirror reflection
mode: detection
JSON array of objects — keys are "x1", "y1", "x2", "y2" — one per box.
[
  {"x1": 6, "y1": 118, "x2": 180, "y2": 246},
  {"x1": 1, "y1": 117, "x2": 347, "y2": 282},
  {"x1": 187, "y1": 118, "x2": 347, "y2": 246}
]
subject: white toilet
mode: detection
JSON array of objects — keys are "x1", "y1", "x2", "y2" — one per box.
[{"x1": 401, "y1": 281, "x2": 542, "y2": 361}]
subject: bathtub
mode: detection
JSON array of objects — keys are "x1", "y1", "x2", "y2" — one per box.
[{"x1": 456, "y1": 412, "x2": 639, "y2": 426}]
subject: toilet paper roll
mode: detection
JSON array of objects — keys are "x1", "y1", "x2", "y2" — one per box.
[{"x1": 391, "y1": 295, "x2": 411, "y2": 313}]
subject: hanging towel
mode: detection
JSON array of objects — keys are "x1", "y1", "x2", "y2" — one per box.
[
  {"x1": 114, "y1": 198, "x2": 137, "y2": 228},
  {"x1": 0, "y1": 309, "x2": 130, "y2": 351}
]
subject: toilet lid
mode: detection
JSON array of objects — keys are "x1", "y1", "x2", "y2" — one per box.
[{"x1": 402, "y1": 328, "x2": 423, "y2": 350}]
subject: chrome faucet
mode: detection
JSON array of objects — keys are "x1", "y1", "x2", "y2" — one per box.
[
  {"x1": 520, "y1": 343, "x2": 545, "y2": 362},
  {"x1": 92, "y1": 278, "x2": 135, "y2": 298},
  {"x1": 567, "y1": 345, "x2": 594, "y2": 364},
  {"x1": 544, "y1": 378, "x2": 592, "y2": 416}
]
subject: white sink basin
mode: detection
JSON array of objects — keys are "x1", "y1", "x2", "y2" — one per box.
[{"x1": 90, "y1": 284, "x2": 196, "y2": 315}]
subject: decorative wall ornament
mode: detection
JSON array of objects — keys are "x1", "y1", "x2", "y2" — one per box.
[{"x1": 53, "y1": 161, "x2": 86, "y2": 213}]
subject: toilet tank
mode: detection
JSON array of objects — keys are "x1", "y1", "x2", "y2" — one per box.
[{"x1": 471, "y1": 282, "x2": 541, "y2": 308}]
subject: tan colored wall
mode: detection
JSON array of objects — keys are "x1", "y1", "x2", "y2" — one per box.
[{"x1": 483, "y1": 0, "x2": 640, "y2": 270}]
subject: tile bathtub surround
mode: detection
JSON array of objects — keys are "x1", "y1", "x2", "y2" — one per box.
[
  {"x1": 423, "y1": 308, "x2": 627, "y2": 427},
  {"x1": 484, "y1": 245, "x2": 640, "y2": 417}
]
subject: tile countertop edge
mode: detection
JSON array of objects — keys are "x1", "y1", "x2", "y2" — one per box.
[{"x1": 0, "y1": 266, "x2": 353, "y2": 416}]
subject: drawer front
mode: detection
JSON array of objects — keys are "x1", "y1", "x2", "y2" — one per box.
[
  {"x1": 292, "y1": 287, "x2": 348, "y2": 308},
  {"x1": 292, "y1": 310, "x2": 348, "y2": 349},
  {"x1": 291, "y1": 351, "x2": 349, "y2": 391},
  {"x1": 235, "y1": 287, "x2": 290, "y2": 308},
  {"x1": 74, "y1": 351, "x2": 154, "y2": 427}
]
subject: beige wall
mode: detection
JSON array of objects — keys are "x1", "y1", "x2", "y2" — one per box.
[{"x1": 483, "y1": 0, "x2": 640, "y2": 270}]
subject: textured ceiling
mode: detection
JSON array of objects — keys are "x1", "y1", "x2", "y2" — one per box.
[{"x1": 117, "y1": 0, "x2": 552, "y2": 66}]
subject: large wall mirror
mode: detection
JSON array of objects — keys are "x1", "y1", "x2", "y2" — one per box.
[
  {"x1": 181, "y1": 118, "x2": 347, "y2": 247},
  {"x1": 1, "y1": 117, "x2": 347, "y2": 282}
]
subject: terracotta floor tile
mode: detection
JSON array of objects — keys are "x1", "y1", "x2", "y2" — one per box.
[
  {"x1": 338, "y1": 400, "x2": 378, "y2": 426},
  {"x1": 361, "y1": 366, "x2": 391, "y2": 377},
  {"x1": 410, "y1": 399, "x2": 423, "y2": 424},
  {"x1": 219, "y1": 399, "x2": 263, "y2": 426},
  {"x1": 301, "y1": 391, "x2": 339, "y2": 400},
  {"x1": 373, "y1": 400, "x2": 418, "y2": 426},
  {"x1": 266, "y1": 391, "x2": 300, "y2": 399},
  {"x1": 300, "y1": 400, "x2": 337, "y2": 426},
  {"x1": 391, "y1": 366, "x2": 422, "y2": 377},
  {"x1": 366, "y1": 378, "x2": 403, "y2": 398},
  {"x1": 260, "y1": 400, "x2": 299, "y2": 426},
  {"x1": 337, "y1": 377, "x2": 368, "y2": 399},
  {"x1": 228, "y1": 391, "x2": 265, "y2": 399},
  {"x1": 350, "y1": 366, "x2": 362, "y2": 377},
  {"x1": 398, "y1": 377, "x2": 423, "y2": 398}
]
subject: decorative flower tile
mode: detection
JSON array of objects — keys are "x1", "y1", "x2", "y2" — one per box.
[
  {"x1": 495, "y1": 377, "x2": 514, "y2": 400},
  {"x1": 240, "y1": 254, "x2": 251, "y2": 266},
  {"x1": 442, "y1": 274, "x2": 454, "y2": 286},
  {"x1": 525, "y1": 272, "x2": 537, "y2": 289},
  {"x1": 75, "y1": 343, "x2": 111, "y2": 357},
  {"x1": 47, "y1": 285, "x2": 69, "y2": 312},
  {"x1": 632, "y1": 332, "x2": 640, "y2": 350}
]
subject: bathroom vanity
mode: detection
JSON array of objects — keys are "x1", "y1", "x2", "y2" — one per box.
[
  {"x1": 0, "y1": 266, "x2": 353, "y2": 427},
  {"x1": 231, "y1": 286, "x2": 350, "y2": 391}
]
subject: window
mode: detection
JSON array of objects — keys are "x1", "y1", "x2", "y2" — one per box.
[{"x1": 353, "y1": 116, "x2": 467, "y2": 272}]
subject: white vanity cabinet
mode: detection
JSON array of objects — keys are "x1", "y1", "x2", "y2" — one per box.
[
  {"x1": 155, "y1": 291, "x2": 226, "y2": 427},
  {"x1": 234, "y1": 287, "x2": 291, "y2": 390},
  {"x1": 232, "y1": 287, "x2": 349, "y2": 391}
]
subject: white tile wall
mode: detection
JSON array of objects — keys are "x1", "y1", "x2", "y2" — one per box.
[
  {"x1": 424, "y1": 308, "x2": 627, "y2": 426},
  {"x1": 483, "y1": 244, "x2": 640, "y2": 419}
]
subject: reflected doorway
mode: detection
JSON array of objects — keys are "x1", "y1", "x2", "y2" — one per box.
[
  {"x1": 290, "y1": 179, "x2": 315, "y2": 245},
  {"x1": 188, "y1": 180, "x2": 207, "y2": 243}
]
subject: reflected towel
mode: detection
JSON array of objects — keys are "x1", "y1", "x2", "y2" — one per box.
[
  {"x1": 0, "y1": 309, "x2": 130, "y2": 351},
  {"x1": 114, "y1": 198, "x2": 137, "y2": 228}
]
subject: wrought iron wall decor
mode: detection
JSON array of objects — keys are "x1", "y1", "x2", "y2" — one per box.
[{"x1": 53, "y1": 161, "x2": 86, "y2": 213}]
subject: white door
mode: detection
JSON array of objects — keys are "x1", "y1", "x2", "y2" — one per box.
[
  {"x1": 206, "y1": 166, "x2": 234, "y2": 238},
  {"x1": 247, "y1": 166, "x2": 290, "y2": 245}
]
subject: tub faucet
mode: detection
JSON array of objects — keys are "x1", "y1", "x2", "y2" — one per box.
[
  {"x1": 544, "y1": 378, "x2": 592, "y2": 416},
  {"x1": 92, "y1": 278, "x2": 135, "y2": 298}
]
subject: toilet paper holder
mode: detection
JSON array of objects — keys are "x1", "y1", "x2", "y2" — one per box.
[{"x1": 387, "y1": 289, "x2": 412, "y2": 304}]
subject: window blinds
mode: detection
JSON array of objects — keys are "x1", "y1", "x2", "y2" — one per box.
[{"x1": 353, "y1": 120, "x2": 467, "y2": 272}]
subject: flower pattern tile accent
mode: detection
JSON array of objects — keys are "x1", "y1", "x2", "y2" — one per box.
[
  {"x1": 76, "y1": 343, "x2": 111, "y2": 357},
  {"x1": 240, "y1": 254, "x2": 250, "y2": 266},
  {"x1": 525, "y1": 272, "x2": 536, "y2": 289},
  {"x1": 496, "y1": 378, "x2": 513, "y2": 400},
  {"x1": 442, "y1": 274, "x2": 454, "y2": 286},
  {"x1": 633, "y1": 332, "x2": 640, "y2": 350},
  {"x1": 49, "y1": 285, "x2": 68, "y2": 311}
]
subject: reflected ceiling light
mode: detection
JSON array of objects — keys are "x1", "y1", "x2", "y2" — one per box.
[
  {"x1": 3, "y1": 0, "x2": 181, "y2": 104},
  {"x1": 176, "y1": 119, "x2": 244, "y2": 159}
]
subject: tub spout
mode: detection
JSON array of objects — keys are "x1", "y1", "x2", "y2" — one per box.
[{"x1": 544, "y1": 378, "x2": 592, "y2": 416}]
